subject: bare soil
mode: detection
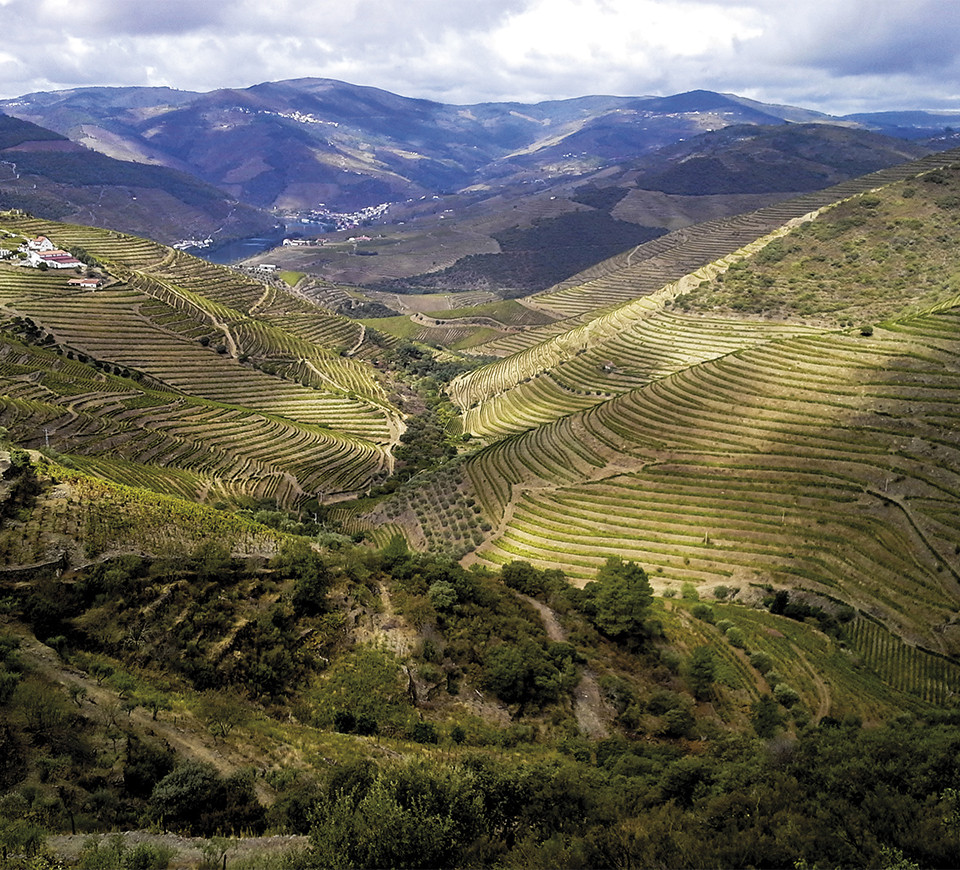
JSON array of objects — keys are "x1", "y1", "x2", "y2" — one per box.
[{"x1": 519, "y1": 594, "x2": 614, "y2": 739}]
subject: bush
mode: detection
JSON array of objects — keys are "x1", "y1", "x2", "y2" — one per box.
[
  {"x1": 774, "y1": 683, "x2": 800, "y2": 708},
  {"x1": 125, "y1": 842, "x2": 176, "y2": 870},
  {"x1": 725, "y1": 626, "x2": 747, "y2": 649},
  {"x1": 749, "y1": 651, "x2": 774, "y2": 675},
  {"x1": 752, "y1": 695, "x2": 782, "y2": 738},
  {"x1": 411, "y1": 721, "x2": 438, "y2": 744},
  {"x1": 334, "y1": 710, "x2": 356, "y2": 733},
  {"x1": 579, "y1": 557, "x2": 653, "y2": 647},
  {"x1": 687, "y1": 647, "x2": 716, "y2": 701},
  {"x1": 691, "y1": 604, "x2": 715, "y2": 623},
  {"x1": 659, "y1": 706, "x2": 695, "y2": 739},
  {"x1": 149, "y1": 762, "x2": 264, "y2": 836}
]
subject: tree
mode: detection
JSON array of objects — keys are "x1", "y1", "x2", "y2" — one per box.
[
  {"x1": 150, "y1": 762, "x2": 225, "y2": 833},
  {"x1": 584, "y1": 557, "x2": 653, "y2": 646},
  {"x1": 309, "y1": 766, "x2": 480, "y2": 869},
  {"x1": 380, "y1": 533, "x2": 409, "y2": 570},
  {"x1": 149, "y1": 762, "x2": 263, "y2": 836},
  {"x1": 501, "y1": 561, "x2": 542, "y2": 595},
  {"x1": 483, "y1": 641, "x2": 563, "y2": 709},
  {"x1": 124, "y1": 734, "x2": 175, "y2": 799},
  {"x1": 688, "y1": 646, "x2": 716, "y2": 701},
  {"x1": 200, "y1": 689, "x2": 247, "y2": 740},
  {"x1": 278, "y1": 540, "x2": 331, "y2": 616},
  {"x1": 752, "y1": 695, "x2": 783, "y2": 738}
]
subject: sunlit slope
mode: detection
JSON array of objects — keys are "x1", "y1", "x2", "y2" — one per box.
[
  {"x1": 0, "y1": 216, "x2": 390, "y2": 412},
  {"x1": 450, "y1": 215, "x2": 826, "y2": 438},
  {"x1": 453, "y1": 314, "x2": 960, "y2": 653},
  {"x1": 0, "y1": 216, "x2": 400, "y2": 501},
  {"x1": 453, "y1": 150, "x2": 960, "y2": 442},
  {"x1": 0, "y1": 335, "x2": 386, "y2": 504},
  {"x1": 532, "y1": 148, "x2": 960, "y2": 318},
  {"x1": 0, "y1": 454, "x2": 287, "y2": 567}
]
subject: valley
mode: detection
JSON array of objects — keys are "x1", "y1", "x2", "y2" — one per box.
[{"x1": 0, "y1": 84, "x2": 959, "y2": 869}]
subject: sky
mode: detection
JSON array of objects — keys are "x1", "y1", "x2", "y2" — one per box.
[{"x1": 1, "y1": 0, "x2": 959, "y2": 115}]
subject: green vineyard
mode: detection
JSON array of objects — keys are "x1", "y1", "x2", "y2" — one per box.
[
  {"x1": 846, "y1": 617, "x2": 960, "y2": 706},
  {"x1": 0, "y1": 215, "x2": 403, "y2": 504},
  {"x1": 370, "y1": 153, "x2": 960, "y2": 663}
]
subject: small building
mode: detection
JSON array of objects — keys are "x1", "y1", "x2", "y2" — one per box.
[
  {"x1": 67, "y1": 277, "x2": 102, "y2": 290},
  {"x1": 27, "y1": 236, "x2": 55, "y2": 252},
  {"x1": 29, "y1": 250, "x2": 83, "y2": 269},
  {"x1": 257, "y1": 263, "x2": 278, "y2": 272}
]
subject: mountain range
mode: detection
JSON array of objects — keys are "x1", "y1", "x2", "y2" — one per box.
[
  {"x1": 1, "y1": 79, "x2": 955, "y2": 220},
  {"x1": 0, "y1": 113, "x2": 279, "y2": 245}
]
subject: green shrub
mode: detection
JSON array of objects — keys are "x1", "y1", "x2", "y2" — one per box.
[
  {"x1": 692, "y1": 604, "x2": 715, "y2": 623},
  {"x1": 725, "y1": 626, "x2": 747, "y2": 649},
  {"x1": 774, "y1": 683, "x2": 800, "y2": 708},
  {"x1": 749, "y1": 651, "x2": 774, "y2": 675}
]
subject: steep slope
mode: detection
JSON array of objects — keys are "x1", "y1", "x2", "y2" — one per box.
[
  {"x1": 0, "y1": 113, "x2": 277, "y2": 245},
  {"x1": 369, "y1": 155, "x2": 960, "y2": 658},
  {"x1": 0, "y1": 214, "x2": 401, "y2": 503}
]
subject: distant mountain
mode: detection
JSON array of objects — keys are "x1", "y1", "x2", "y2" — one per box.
[
  {"x1": 0, "y1": 113, "x2": 278, "y2": 244},
  {"x1": 843, "y1": 110, "x2": 960, "y2": 141},
  {"x1": 627, "y1": 123, "x2": 930, "y2": 194},
  {"x1": 357, "y1": 123, "x2": 937, "y2": 295},
  {"x1": 0, "y1": 79, "x2": 902, "y2": 214}
]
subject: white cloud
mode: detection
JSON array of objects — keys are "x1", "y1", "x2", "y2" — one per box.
[{"x1": 0, "y1": 0, "x2": 958, "y2": 113}]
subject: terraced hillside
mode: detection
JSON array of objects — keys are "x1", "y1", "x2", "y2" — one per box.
[
  {"x1": 449, "y1": 217, "x2": 826, "y2": 438},
  {"x1": 369, "y1": 154, "x2": 960, "y2": 660},
  {"x1": 457, "y1": 311, "x2": 960, "y2": 655},
  {"x1": 0, "y1": 216, "x2": 402, "y2": 503}
]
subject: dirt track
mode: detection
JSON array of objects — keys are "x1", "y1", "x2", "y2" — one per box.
[{"x1": 520, "y1": 594, "x2": 613, "y2": 738}]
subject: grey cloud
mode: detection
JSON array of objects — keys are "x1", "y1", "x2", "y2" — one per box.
[
  {"x1": 1, "y1": 0, "x2": 959, "y2": 114},
  {"x1": 749, "y1": 1, "x2": 960, "y2": 76}
]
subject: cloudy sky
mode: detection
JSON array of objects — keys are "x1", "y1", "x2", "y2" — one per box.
[{"x1": 0, "y1": 0, "x2": 958, "y2": 114}]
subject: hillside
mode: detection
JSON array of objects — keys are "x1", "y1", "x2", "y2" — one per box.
[
  {"x1": 1, "y1": 444, "x2": 959, "y2": 869},
  {"x1": 0, "y1": 214, "x2": 403, "y2": 506},
  {"x1": 0, "y1": 114, "x2": 277, "y2": 246},
  {"x1": 247, "y1": 122, "x2": 940, "y2": 297},
  {"x1": 363, "y1": 149, "x2": 960, "y2": 667},
  {"x1": 2, "y1": 121, "x2": 960, "y2": 868}
]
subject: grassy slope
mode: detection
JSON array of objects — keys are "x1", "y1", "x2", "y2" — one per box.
[{"x1": 1, "y1": 456, "x2": 949, "y2": 817}]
